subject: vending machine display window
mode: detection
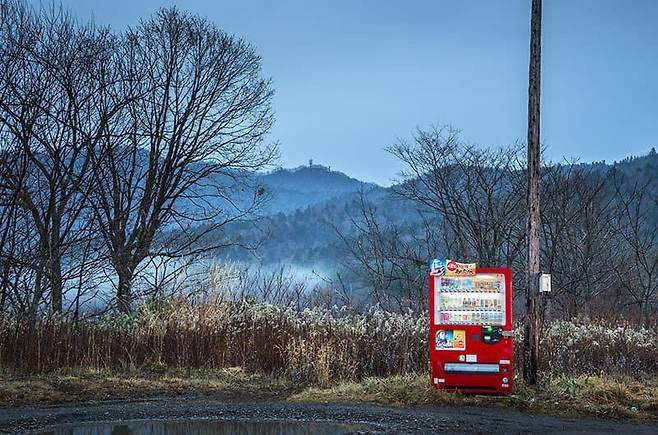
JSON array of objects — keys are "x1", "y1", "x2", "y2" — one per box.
[{"x1": 434, "y1": 274, "x2": 506, "y2": 326}]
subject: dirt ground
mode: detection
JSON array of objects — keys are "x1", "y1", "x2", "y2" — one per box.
[{"x1": 1, "y1": 395, "x2": 657, "y2": 434}]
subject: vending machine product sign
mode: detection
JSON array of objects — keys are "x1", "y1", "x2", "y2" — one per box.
[{"x1": 429, "y1": 263, "x2": 513, "y2": 394}]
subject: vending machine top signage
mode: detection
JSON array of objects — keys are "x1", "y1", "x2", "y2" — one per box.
[{"x1": 429, "y1": 261, "x2": 513, "y2": 394}]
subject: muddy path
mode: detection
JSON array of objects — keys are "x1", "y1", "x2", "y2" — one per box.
[{"x1": 1, "y1": 396, "x2": 656, "y2": 434}]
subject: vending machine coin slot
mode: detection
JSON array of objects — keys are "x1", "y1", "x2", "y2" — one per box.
[{"x1": 481, "y1": 325, "x2": 502, "y2": 344}]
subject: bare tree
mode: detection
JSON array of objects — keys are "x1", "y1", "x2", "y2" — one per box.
[
  {"x1": 540, "y1": 164, "x2": 619, "y2": 318},
  {"x1": 339, "y1": 128, "x2": 527, "y2": 311},
  {"x1": 0, "y1": 1, "x2": 117, "y2": 318},
  {"x1": 89, "y1": 8, "x2": 276, "y2": 313},
  {"x1": 387, "y1": 126, "x2": 526, "y2": 269},
  {"x1": 335, "y1": 191, "x2": 432, "y2": 311},
  {"x1": 613, "y1": 176, "x2": 658, "y2": 323}
]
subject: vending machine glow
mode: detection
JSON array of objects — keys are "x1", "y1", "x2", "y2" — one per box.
[{"x1": 429, "y1": 260, "x2": 513, "y2": 394}]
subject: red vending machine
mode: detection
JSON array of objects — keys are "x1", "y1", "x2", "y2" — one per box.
[{"x1": 429, "y1": 260, "x2": 513, "y2": 394}]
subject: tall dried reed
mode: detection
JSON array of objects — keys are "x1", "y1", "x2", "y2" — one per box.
[{"x1": 0, "y1": 300, "x2": 655, "y2": 382}]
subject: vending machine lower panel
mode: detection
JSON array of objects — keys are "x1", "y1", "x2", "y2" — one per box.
[{"x1": 430, "y1": 354, "x2": 514, "y2": 394}]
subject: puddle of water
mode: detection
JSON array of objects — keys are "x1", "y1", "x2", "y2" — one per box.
[{"x1": 35, "y1": 419, "x2": 378, "y2": 435}]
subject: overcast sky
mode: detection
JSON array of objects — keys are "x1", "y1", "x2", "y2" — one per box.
[{"x1": 52, "y1": 0, "x2": 658, "y2": 185}]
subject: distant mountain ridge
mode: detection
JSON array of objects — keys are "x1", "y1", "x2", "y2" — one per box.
[
  {"x1": 258, "y1": 150, "x2": 657, "y2": 216},
  {"x1": 257, "y1": 163, "x2": 383, "y2": 215},
  {"x1": 218, "y1": 150, "x2": 658, "y2": 268}
]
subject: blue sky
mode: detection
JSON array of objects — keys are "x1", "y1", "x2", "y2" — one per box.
[{"x1": 48, "y1": 0, "x2": 658, "y2": 185}]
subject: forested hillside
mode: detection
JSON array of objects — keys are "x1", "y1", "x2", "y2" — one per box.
[{"x1": 220, "y1": 150, "x2": 658, "y2": 269}]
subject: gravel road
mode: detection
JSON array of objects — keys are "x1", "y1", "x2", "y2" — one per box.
[{"x1": 0, "y1": 396, "x2": 656, "y2": 434}]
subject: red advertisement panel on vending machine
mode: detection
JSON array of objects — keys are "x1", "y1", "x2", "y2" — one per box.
[{"x1": 429, "y1": 260, "x2": 513, "y2": 394}]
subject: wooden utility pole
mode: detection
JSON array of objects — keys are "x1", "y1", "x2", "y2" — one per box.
[{"x1": 523, "y1": 0, "x2": 542, "y2": 385}]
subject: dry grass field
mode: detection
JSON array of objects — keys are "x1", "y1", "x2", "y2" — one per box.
[{"x1": 1, "y1": 299, "x2": 656, "y2": 420}]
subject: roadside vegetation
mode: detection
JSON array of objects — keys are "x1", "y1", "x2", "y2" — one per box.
[
  {"x1": 1, "y1": 298, "x2": 656, "y2": 420},
  {"x1": 291, "y1": 373, "x2": 658, "y2": 421},
  {"x1": 2, "y1": 298, "x2": 656, "y2": 379},
  {"x1": 0, "y1": 367, "x2": 295, "y2": 407}
]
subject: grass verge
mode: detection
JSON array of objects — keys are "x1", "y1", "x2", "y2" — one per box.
[
  {"x1": 0, "y1": 367, "x2": 296, "y2": 407},
  {"x1": 289, "y1": 373, "x2": 658, "y2": 421},
  {"x1": 2, "y1": 369, "x2": 656, "y2": 422}
]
